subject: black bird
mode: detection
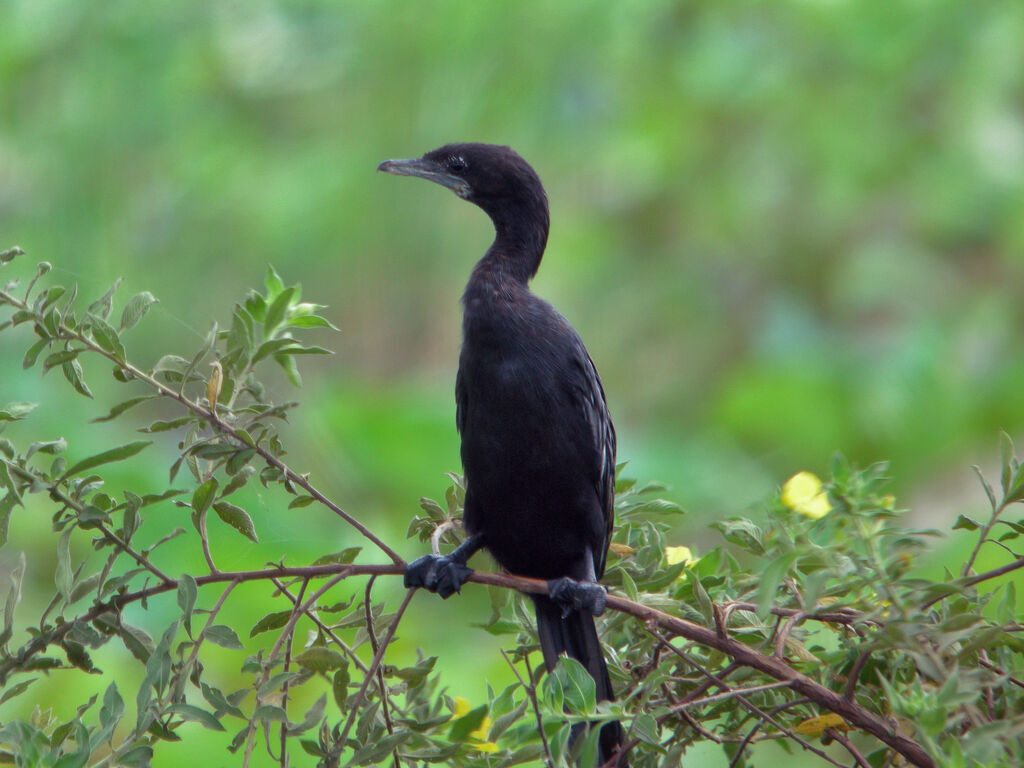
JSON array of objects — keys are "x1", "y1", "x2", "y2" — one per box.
[{"x1": 379, "y1": 143, "x2": 625, "y2": 766}]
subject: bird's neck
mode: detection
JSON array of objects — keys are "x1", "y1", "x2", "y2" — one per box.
[{"x1": 474, "y1": 199, "x2": 550, "y2": 286}]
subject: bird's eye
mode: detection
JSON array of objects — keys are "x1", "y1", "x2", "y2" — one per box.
[{"x1": 448, "y1": 156, "x2": 467, "y2": 173}]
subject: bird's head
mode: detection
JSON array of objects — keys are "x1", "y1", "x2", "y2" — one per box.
[{"x1": 378, "y1": 143, "x2": 547, "y2": 224}]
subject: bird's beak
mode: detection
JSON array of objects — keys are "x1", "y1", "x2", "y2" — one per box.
[{"x1": 377, "y1": 157, "x2": 471, "y2": 197}]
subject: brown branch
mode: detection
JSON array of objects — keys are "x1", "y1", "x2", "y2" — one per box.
[{"x1": 5, "y1": 562, "x2": 934, "y2": 768}]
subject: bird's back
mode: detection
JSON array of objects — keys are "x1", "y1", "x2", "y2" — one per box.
[{"x1": 456, "y1": 273, "x2": 615, "y2": 580}]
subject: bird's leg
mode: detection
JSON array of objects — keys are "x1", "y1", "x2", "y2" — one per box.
[
  {"x1": 404, "y1": 533, "x2": 484, "y2": 599},
  {"x1": 547, "y1": 547, "x2": 608, "y2": 617}
]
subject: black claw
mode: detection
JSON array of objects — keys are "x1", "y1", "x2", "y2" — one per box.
[
  {"x1": 404, "y1": 554, "x2": 472, "y2": 599},
  {"x1": 547, "y1": 577, "x2": 607, "y2": 616}
]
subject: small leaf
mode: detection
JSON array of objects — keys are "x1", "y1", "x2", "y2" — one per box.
[
  {"x1": 212, "y1": 501, "x2": 258, "y2": 543},
  {"x1": 953, "y1": 515, "x2": 980, "y2": 531},
  {"x1": 253, "y1": 705, "x2": 288, "y2": 723},
  {"x1": 263, "y1": 286, "x2": 296, "y2": 336},
  {"x1": 62, "y1": 441, "x2": 151, "y2": 479},
  {"x1": 22, "y1": 338, "x2": 49, "y2": 369},
  {"x1": 332, "y1": 666, "x2": 350, "y2": 711},
  {"x1": 311, "y1": 548, "x2": 361, "y2": 566},
  {"x1": 91, "y1": 395, "x2": 156, "y2": 423},
  {"x1": 294, "y1": 647, "x2": 346, "y2": 672},
  {"x1": 205, "y1": 624, "x2": 243, "y2": 650},
  {"x1": 264, "y1": 265, "x2": 284, "y2": 298},
  {"x1": 62, "y1": 359, "x2": 93, "y2": 398},
  {"x1": 120, "y1": 291, "x2": 158, "y2": 331},
  {"x1": 171, "y1": 703, "x2": 225, "y2": 731},
  {"x1": 0, "y1": 402, "x2": 37, "y2": 421},
  {"x1": 89, "y1": 314, "x2": 125, "y2": 359},
  {"x1": 178, "y1": 574, "x2": 198, "y2": 635},
  {"x1": 249, "y1": 611, "x2": 293, "y2": 637},
  {"x1": 191, "y1": 479, "x2": 218, "y2": 517},
  {"x1": 448, "y1": 704, "x2": 488, "y2": 742},
  {"x1": 288, "y1": 495, "x2": 315, "y2": 509}
]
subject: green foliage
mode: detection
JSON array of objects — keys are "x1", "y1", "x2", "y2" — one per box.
[{"x1": 1, "y1": 254, "x2": 1023, "y2": 768}]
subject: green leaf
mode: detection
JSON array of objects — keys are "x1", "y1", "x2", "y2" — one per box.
[
  {"x1": 311, "y1": 548, "x2": 361, "y2": 566},
  {"x1": 249, "y1": 611, "x2": 292, "y2": 637},
  {"x1": 448, "y1": 704, "x2": 488, "y2": 742},
  {"x1": 89, "y1": 314, "x2": 125, "y2": 359},
  {"x1": 0, "y1": 402, "x2": 37, "y2": 421},
  {"x1": 171, "y1": 703, "x2": 225, "y2": 731},
  {"x1": 86, "y1": 277, "x2": 123, "y2": 321},
  {"x1": 62, "y1": 441, "x2": 151, "y2": 480},
  {"x1": 119, "y1": 291, "x2": 158, "y2": 331},
  {"x1": 191, "y1": 478, "x2": 218, "y2": 517},
  {"x1": 264, "y1": 265, "x2": 284, "y2": 298},
  {"x1": 953, "y1": 515, "x2": 980, "y2": 531},
  {"x1": 291, "y1": 694, "x2": 327, "y2": 735},
  {"x1": 263, "y1": 286, "x2": 296, "y2": 336},
  {"x1": 91, "y1": 395, "x2": 156, "y2": 423},
  {"x1": 205, "y1": 624, "x2": 243, "y2": 650},
  {"x1": 253, "y1": 705, "x2": 287, "y2": 723},
  {"x1": 632, "y1": 712, "x2": 661, "y2": 745},
  {"x1": 286, "y1": 314, "x2": 338, "y2": 330},
  {"x1": 22, "y1": 338, "x2": 49, "y2": 369},
  {"x1": 212, "y1": 501, "x2": 258, "y2": 543},
  {"x1": 62, "y1": 359, "x2": 93, "y2": 398},
  {"x1": 117, "y1": 746, "x2": 153, "y2": 767},
  {"x1": 332, "y1": 666, "x2": 350, "y2": 711},
  {"x1": 294, "y1": 647, "x2": 346, "y2": 672},
  {"x1": 288, "y1": 494, "x2": 315, "y2": 509},
  {"x1": 553, "y1": 657, "x2": 596, "y2": 715},
  {"x1": 140, "y1": 416, "x2": 191, "y2": 433},
  {"x1": 177, "y1": 574, "x2": 197, "y2": 636},
  {"x1": 273, "y1": 352, "x2": 302, "y2": 387},
  {"x1": 55, "y1": 528, "x2": 73, "y2": 601},
  {"x1": 0, "y1": 678, "x2": 36, "y2": 707}
]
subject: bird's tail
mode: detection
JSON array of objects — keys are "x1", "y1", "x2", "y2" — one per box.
[{"x1": 531, "y1": 594, "x2": 627, "y2": 767}]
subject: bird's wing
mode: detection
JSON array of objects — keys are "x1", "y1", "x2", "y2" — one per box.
[
  {"x1": 569, "y1": 340, "x2": 617, "y2": 578},
  {"x1": 455, "y1": 366, "x2": 466, "y2": 436}
]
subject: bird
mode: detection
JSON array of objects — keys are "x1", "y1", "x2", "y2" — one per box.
[{"x1": 379, "y1": 143, "x2": 626, "y2": 766}]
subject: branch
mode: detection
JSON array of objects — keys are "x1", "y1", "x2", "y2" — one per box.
[{"x1": 3, "y1": 562, "x2": 935, "y2": 767}]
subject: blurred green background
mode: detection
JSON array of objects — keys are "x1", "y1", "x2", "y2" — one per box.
[{"x1": 2, "y1": 0, "x2": 1023, "y2": 764}]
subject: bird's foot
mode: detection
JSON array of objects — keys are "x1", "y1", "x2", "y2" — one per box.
[
  {"x1": 547, "y1": 577, "x2": 607, "y2": 617},
  {"x1": 404, "y1": 554, "x2": 473, "y2": 599}
]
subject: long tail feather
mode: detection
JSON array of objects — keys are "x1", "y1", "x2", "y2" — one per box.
[{"x1": 532, "y1": 595, "x2": 627, "y2": 766}]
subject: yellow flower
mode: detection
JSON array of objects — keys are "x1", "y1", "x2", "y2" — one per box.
[
  {"x1": 781, "y1": 471, "x2": 832, "y2": 519},
  {"x1": 453, "y1": 696, "x2": 471, "y2": 717},
  {"x1": 794, "y1": 713, "x2": 849, "y2": 737},
  {"x1": 452, "y1": 697, "x2": 498, "y2": 753},
  {"x1": 665, "y1": 545, "x2": 696, "y2": 567}
]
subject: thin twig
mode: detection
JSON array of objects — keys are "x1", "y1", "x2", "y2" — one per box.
[
  {"x1": 502, "y1": 649, "x2": 552, "y2": 768},
  {"x1": 647, "y1": 631, "x2": 851, "y2": 768},
  {"x1": 363, "y1": 576, "x2": 400, "y2": 768},
  {"x1": 270, "y1": 577, "x2": 369, "y2": 674},
  {"x1": 279, "y1": 577, "x2": 309, "y2": 768},
  {"x1": 666, "y1": 680, "x2": 794, "y2": 713},
  {"x1": 827, "y1": 727, "x2": 872, "y2": 768},
  {"x1": 336, "y1": 589, "x2": 415, "y2": 751}
]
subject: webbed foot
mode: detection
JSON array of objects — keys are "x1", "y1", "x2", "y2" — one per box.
[
  {"x1": 404, "y1": 554, "x2": 473, "y2": 599},
  {"x1": 547, "y1": 577, "x2": 607, "y2": 617}
]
